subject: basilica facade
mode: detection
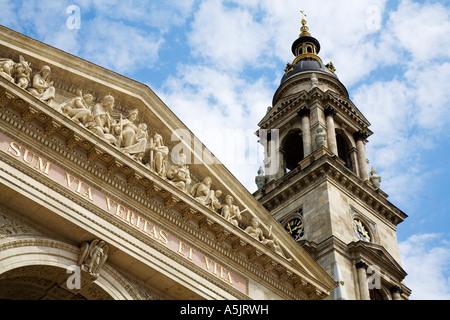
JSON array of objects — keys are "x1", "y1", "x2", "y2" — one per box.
[{"x1": 0, "y1": 16, "x2": 409, "y2": 300}]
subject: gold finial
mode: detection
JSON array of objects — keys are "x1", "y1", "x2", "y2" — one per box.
[
  {"x1": 299, "y1": 10, "x2": 310, "y2": 36},
  {"x1": 300, "y1": 10, "x2": 307, "y2": 24}
]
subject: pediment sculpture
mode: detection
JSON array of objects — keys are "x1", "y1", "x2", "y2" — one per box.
[{"x1": 1, "y1": 51, "x2": 291, "y2": 261}]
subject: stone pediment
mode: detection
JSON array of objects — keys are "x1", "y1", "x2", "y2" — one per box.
[
  {"x1": 348, "y1": 241, "x2": 407, "y2": 280},
  {"x1": 0, "y1": 25, "x2": 337, "y2": 299}
]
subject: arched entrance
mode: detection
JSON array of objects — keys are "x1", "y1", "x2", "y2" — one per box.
[
  {"x1": 0, "y1": 265, "x2": 112, "y2": 300},
  {"x1": 0, "y1": 237, "x2": 140, "y2": 300}
]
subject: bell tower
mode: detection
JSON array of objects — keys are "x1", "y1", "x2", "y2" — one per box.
[{"x1": 254, "y1": 14, "x2": 411, "y2": 300}]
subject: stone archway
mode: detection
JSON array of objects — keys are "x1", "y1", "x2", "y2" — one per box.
[
  {"x1": 0, "y1": 265, "x2": 112, "y2": 300},
  {"x1": 0, "y1": 237, "x2": 141, "y2": 300}
]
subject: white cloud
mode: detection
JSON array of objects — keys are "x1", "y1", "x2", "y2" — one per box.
[
  {"x1": 80, "y1": 17, "x2": 164, "y2": 74},
  {"x1": 388, "y1": 0, "x2": 450, "y2": 63},
  {"x1": 187, "y1": 0, "x2": 271, "y2": 71},
  {"x1": 399, "y1": 233, "x2": 450, "y2": 300},
  {"x1": 157, "y1": 64, "x2": 271, "y2": 191}
]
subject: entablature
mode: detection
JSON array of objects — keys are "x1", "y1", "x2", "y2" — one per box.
[{"x1": 255, "y1": 153, "x2": 407, "y2": 228}]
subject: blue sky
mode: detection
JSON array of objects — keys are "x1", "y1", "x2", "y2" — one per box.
[{"x1": 1, "y1": 0, "x2": 449, "y2": 299}]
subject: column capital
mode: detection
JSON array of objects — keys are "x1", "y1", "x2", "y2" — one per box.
[
  {"x1": 297, "y1": 107, "x2": 310, "y2": 118},
  {"x1": 324, "y1": 105, "x2": 337, "y2": 117},
  {"x1": 390, "y1": 285, "x2": 404, "y2": 294},
  {"x1": 355, "y1": 261, "x2": 369, "y2": 269},
  {"x1": 354, "y1": 131, "x2": 369, "y2": 142}
]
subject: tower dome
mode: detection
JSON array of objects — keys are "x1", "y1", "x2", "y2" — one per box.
[{"x1": 281, "y1": 13, "x2": 337, "y2": 84}]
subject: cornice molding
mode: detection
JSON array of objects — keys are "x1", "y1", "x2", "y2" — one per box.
[{"x1": 257, "y1": 154, "x2": 407, "y2": 227}]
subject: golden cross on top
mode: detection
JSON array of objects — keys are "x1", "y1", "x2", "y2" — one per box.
[{"x1": 300, "y1": 10, "x2": 307, "y2": 19}]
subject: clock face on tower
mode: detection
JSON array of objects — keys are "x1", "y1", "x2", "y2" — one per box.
[
  {"x1": 285, "y1": 218, "x2": 304, "y2": 241},
  {"x1": 353, "y1": 219, "x2": 371, "y2": 242}
]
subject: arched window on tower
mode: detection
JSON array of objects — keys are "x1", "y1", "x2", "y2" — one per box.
[
  {"x1": 336, "y1": 133, "x2": 354, "y2": 172},
  {"x1": 283, "y1": 131, "x2": 304, "y2": 172}
]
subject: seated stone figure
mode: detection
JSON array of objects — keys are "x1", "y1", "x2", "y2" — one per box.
[
  {"x1": 113, "y1": 109, "x2": 148, "y2": 161},
  {"x1": 220, "y1": 195, "x2": 242, "y2": 228},
  {"x1": 166, "y1": 153, "x2": 191, "y2": 192},
  {"x1": 86, "y1": 95, "x2": 117, "y2": 145},
  {"x1": 28, "y1": 65, "x2": 56, "y2": 105},
  {"x1": 244, "y1": 217, "x2": 265, "y2": 242},
  {"x1": 189, "y1": 176, "x2": 212, "y2": 205},
  {"x1": 60, "y1": 90, "x2": 93, "y2": 125},
  {"x1": 205, "y1": 189, "x2": 222, "y2": 213},
  {"x1": 0, "y1": 58, "x2": 15, "y2": 82}
]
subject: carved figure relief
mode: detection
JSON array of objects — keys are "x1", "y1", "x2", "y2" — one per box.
[
  {"x1": 60, "y1": 90, "x2": 93, "y2": 126},
  {"x1": 166, "y1": 153, "x2": 191, "y2": 192},
  {"x1": 78, "y1": 239, "x2": 109, "y2": 279},
  {"x1": 28, "y1": 65, "x2": 56, "y2": 105},
  {"x1": 0, "y1": 58, "x2": 15, "y2": 82},
  {"x1": 220, "y1": 195, "x2": 243, "y2": 228},
  {"x1": 0, "y1": 50, "x2": 294, "y2": 263},
  {"x1": 86, "y1": 95, "x2": 117, "y2": 145},
  {"x1": 114, "y1": 109, "x2": 148, "y2": 161},
  {"x1": 189, "y1": 176, "x2": 212, "y2": 205},
  {"x1": 147, "y1": 133, "x2": 169, "y2": 178},
  {"x1": 205, "y1": 189, "x2": 222, "y2": 212}
]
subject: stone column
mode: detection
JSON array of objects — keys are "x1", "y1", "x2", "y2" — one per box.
[
  {"x1": 298, "y1": 107, "x2": 311, "y2": 157},
  {"x1": 278, "y1": 147, "x2": 286, "y2": 179},
  {"x1": 355, "y1": 261, "x2": 370, "y2": 300},
  {"x1": 324, "y1": 106, "x2": 338, "y2": 155},
  {"x1": 355, "y1": 132, "x2": 370, "y2": 181},
  {"x1": 390, "y1": 286, "x2": 403, "y2": 300}
]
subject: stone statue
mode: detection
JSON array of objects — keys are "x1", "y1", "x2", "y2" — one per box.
[
  {"x1": 205, "y1": 189, "x2": 222, "y2": 212},
  {"x1": 166, "y1": 153, "x2": 191, "y2": 192},
  {"x1": 189, "y1": 176, "x2": 212, "y2": 205},
  {"x1": 315, "y1": 127, "x2": 327, "y2": 148},
  {"x1": 114, "y1": 109, "x2": 148, "y2": 161},
  {"x1": 244, "y1": 217, "x2": 265, "y2": 242},
  {"x1": 78, "y1": 239, "x2": 109, "y2": 279},
  {"x1": 86, "y1": 95, "x2": 117, "y2": 145},
  {"x1": 148, "y1": 132, "x2": 169, "y2": 178},
  {"x1": 28, "y1": 65, "x2": 56, "y2": 104},
  {"x1": 263, "y1": 225, "x2": 291, "y2": 260},
  {"x1": 309, "y1": 73, "x2": 318, "y2": 91},
  {"x1": 0, "y1": 58, "x2": 15, "y2": 82},
  {"x1": 369, "y1": 166, "x2": 381, "y2": 189},
  {"x1": 13, "y1": 55, "x2": 32, "y2": 89},
  {"x1": 220, "y1": 195, "x2": 243, "y2": 228},
  {"x1": 255, "y1": 166, "x2": 267, "y2": 190},
  {"x1": 60, "y1": 90, "x2": 93, "y2": 125}
]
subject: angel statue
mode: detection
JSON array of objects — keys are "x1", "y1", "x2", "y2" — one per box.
[{"x1": 78, "y1": 239, "x2": 109, "y2": 279}]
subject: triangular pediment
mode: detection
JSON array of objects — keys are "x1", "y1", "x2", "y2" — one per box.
[
  {"x1": 349, "y1": 241, "x2": 407, "y2": 280},
  {"x1": 0, "y1": 25, "x2": 336, "y2": 299}
]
